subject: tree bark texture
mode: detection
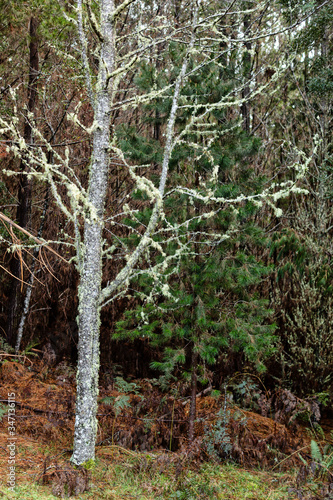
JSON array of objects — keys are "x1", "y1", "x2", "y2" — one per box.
[
  {"x1": 71, "y1": 0, "x2": 115, "y2": 466},
  {"x1": 241, "y1": 11, "x2": 251, "y2": 134},
  {"x1": 188, "y1": 347, "x2": 198, "y2": 444},
  {"x1": 15, "y1": 188, "x2": 49, "y2": 354}
]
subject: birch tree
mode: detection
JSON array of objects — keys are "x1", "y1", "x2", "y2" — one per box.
[{"x1": 0, "y1": 0, "x2": 317, "y2": 465}]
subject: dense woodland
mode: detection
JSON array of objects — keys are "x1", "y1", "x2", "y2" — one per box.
[{"x1": 0, "y1": 0, "x2": 333, "y2": 489}]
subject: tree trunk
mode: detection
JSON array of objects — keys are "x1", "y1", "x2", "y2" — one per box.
[
  {"x1": 15, "y1": 188, "x2": 49, "y2": 354},
  {"x1": 241, "y1": 9, "x2": 251, "y2": 133},
  {"x1": 6, "y1": 16, "x2": 39, "y2": 346},
  {"x1": 188, "y1": 347, "x2": 198, "y2": 444},
  {"x1": 71, "y1": 0, "x2": 115, "y2": 466}
]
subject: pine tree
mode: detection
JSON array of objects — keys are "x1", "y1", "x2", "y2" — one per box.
[{"x1": 115, "y1": 47, "x2": 276, "y2": 444}]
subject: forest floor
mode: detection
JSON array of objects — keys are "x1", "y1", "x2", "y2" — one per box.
[{"x1": 0, "y1": 357, "x2": 332, "y2": 499}]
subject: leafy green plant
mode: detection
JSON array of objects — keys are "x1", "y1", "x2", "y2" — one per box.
[
  {"x1": 203, "y1": 405, "x2": 232, "y2": 462},
  {"x1": 113, "y1": 376, "x2": 141, "y2": 395},
  {"x1": 310, "y1": 439, "x2": 333, "y2": 471},
  {"x1": 229, "y1": 375, "x2": 263, "y2": 410},
  {"x1": 171, "y1": 470, "x2": 221, "y2": 500},
  {"x1": 315, "y1": 392, "x2": 330, "y2": 408},
  {"x1": 299, "y1": 434, "x2": 333, "y2": 486},
  {"x1": 22, "y1": 341, "x2": 39, "y2": 358},
  {"x1": 0, "y1": 336, "x2": 14, "y2": 353},
  {"x1": 100, "y1": 376, "x2": 144, "y2": 451},
  {"x1": 101, "y1": 376, "x2": 143, "y2": 413}
]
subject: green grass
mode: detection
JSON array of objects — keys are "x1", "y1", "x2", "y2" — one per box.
[
  {"x1": 1, "y1": 484, "x2": 58, "y2": 499},
  {"x1": 1, "y1": 450, "x2": 295, "y2": 499}
]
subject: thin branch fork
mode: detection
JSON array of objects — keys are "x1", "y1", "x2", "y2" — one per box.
[{"x1": 0, "y1": 212, "x2": 69, "y2": 263}]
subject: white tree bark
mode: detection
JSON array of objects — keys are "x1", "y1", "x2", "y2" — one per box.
[{"x1": 71, "y1": 0, "x2": 116, "y2": 466}]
